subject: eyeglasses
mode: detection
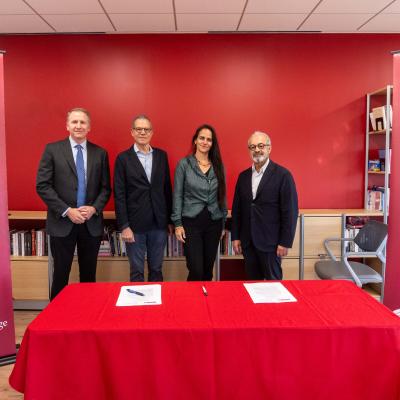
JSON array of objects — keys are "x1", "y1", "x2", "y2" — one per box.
[
  {"x1": 248, "y1": 143, "x2": 270, "y2": 151},
  {"x1": 134, "y1": 127, "x2": 152, "y2": 134}
]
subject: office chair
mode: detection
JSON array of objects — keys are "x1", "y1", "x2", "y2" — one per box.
[{"x1": 314, "y1": 220, "x2": 388, "y2": 288}]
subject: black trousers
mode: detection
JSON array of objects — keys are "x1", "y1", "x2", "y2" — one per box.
[
  {"x1": 50, "y1": 223, "x2": 101, "y2": 300},
  {"x1": 182, "y1": 208, "x2": 222, "y2": 281},
  {"x1": 242, "y1": 242, "x2": 282, "y2": 280}
]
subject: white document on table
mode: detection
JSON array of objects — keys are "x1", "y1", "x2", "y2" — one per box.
[
  {"x1": 244, "y1": 282, "x2": 297, "y2": 303},
  {"x1": 116, "y1": 284, "x2": 162, "y2": 306}
]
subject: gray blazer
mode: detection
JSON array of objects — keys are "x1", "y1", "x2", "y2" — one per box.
[
  {"x1": 36, "y1": 138, "x2": 111, "y2": 237},
  {"x1": 171, "y1": 155, "x2": 227, "y2": 227}
]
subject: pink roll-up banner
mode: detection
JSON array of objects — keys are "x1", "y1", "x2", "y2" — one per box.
[
  {"x1": 0, "y1": 51, "x2": 16, "y2": 363},
  {"x1": 384, "y1": 52, "x2": 400, "y2": 310}
]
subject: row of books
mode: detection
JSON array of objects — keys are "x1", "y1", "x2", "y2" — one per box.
[
  {"x1": 368, "y1": 159, "x2": 384, "y2": 172},
  {"x1": 100, "y1": 228, "x2": 185, "y2": 257},
  {"x1": 344, "y1": 225, "x2": 362, "y2": 252},
  {"x1": 366, "y1": 187, "x2": 389, "y2": 211},
  {"x1": 10, "y1": 229, "x2": 49, "y2": 256},
  {"x1": 103, "y1": 228, "x2": 126, "y2": 256},
  {"x1": 9, "y1": 226, "x2": 187, "y2": 258},
  {"x1": 9, "y1": 226, "x2": 234, "y2": 258},
  {"x1": 368, "y1": 149, "x2": 391, "y2": 173}
]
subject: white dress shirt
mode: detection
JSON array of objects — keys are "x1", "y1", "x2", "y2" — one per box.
[{"x1": 251, "y1": 159, "x2": 270, "y2": 199}]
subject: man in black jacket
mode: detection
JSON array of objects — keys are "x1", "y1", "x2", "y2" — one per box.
[
  {"x1": 114, "y1": 115, "x2": 172, "y2": 282},
  {"x1": 231, "y1": 131, "x2": 298, "y2": 280},
  {"x1": 36, "y1": 108, "x2": 111, "y2": 299}
]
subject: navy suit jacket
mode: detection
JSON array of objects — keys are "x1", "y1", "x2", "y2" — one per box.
[
  {"x1": 113, "y1": 147, "x2": 172, "y2": 233},
  {"x1": 36, "y1": 138, "x2": 111, "y2": 237},
  {"x1": 231, "y1": 160, "x2": 298, "y2": 252}
]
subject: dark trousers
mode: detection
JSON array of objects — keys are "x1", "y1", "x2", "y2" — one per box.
[
  {"x1": 183, "y1": 208, "x2": 222, "y2": 281},
  {"x1": 50, "y1": 223, "x2": 101, "y2": 300},
  {"x1": 125, "y1": 229, "x2": 167, "y2": 282},
  {"x1": 242, "y1": 242, "x2": 282, "y2": 280}
]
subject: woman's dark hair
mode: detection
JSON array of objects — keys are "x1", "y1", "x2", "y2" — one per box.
[{"x1": 191, "y1": 124, "x2": 226, "y2": 209}]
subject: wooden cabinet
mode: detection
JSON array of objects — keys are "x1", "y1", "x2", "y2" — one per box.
[
  {"x1": 11, "y1": 257, "x2": 49, "y2": 301},
  {"x1": 303, "y1": 215, "x2": 342, "y2": 257},
  {"x1": 69, "y1": 258, "x2": 188, "y2": 283}
]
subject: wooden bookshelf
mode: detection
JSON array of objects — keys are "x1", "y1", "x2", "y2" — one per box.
[
  {"x1": 8, "y1": 209, "x2": 384, "y2": 306},
  {"x1": 365, "y1": 85, "x2": 391, "y2": 222}
]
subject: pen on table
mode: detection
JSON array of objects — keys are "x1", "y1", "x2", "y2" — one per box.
[
  {"x1": 127, "y1": 288, "x2": 145, "y2": 296},
  {"x1": 202, "y1": 286, "x2": 208, "y2": 296}
]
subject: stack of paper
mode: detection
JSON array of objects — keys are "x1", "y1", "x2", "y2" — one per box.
[{"x1": 244, "y1": 282, "x2": 297, "y2": 303}]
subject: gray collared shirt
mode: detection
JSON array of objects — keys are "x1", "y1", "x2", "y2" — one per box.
[{"x1": 134, "y1": 143, "x2": 153, "y2": 182}]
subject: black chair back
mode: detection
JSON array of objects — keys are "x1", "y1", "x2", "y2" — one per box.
[{"x1": 354, "y1": 220, "x2": 388, "y2": 252}]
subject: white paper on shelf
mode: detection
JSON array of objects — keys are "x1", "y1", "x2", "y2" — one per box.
[
  {"x1": 116, "y1": 284, "x2": 162, "y2": 306},
  {"x1": 244, "y1": 282, "x2": 297, "y2": 303}
]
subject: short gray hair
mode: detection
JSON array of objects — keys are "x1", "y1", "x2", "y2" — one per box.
[
  {"x1": 131, "y1": 114, "x2": 152, "y2": 129},
  {"x1": 248, "y1": 131, "x2": 271, "y2": 145}
]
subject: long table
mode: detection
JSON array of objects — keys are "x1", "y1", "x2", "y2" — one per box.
[{"x1": 10, "y1": 281, "x2": 400, "y2": 400}]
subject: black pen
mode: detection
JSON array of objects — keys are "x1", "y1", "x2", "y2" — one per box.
[
  {"x1": 202, "y1": 286, "x2": 208, "y2": 296},
  {"x1": 127, "y1": 288, "x2": 145, "y2": 296}
]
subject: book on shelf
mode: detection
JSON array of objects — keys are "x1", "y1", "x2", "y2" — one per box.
[
  {"x1": 366, "y1": 187, "x2": 389, "y2": 211},
  {"x1": 371, "y1": 105, "x2": 392, "y2": 131},
  {"x1": 344, "y1": 216, "x2": 370, "y2": 253},
  {"x1": 378, "y1": 148, "x2": 391, "y2": 173},
  {"x1": 369, "y1": 112, "x2": 376, "y2": 131},
  {"x1": 368, "y1": 159, "x2": 381, "y2": 172},
  {"x1": 9, "y1": 229, "x2": 48, "y2": 256},
  {"x1": 345, "y1": 225, "x2": 361, "y2": 252}
]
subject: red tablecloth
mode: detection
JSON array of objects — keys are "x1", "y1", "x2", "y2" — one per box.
[{"x1": 9, "y1": 281, "x2": 400, "y2": 400}]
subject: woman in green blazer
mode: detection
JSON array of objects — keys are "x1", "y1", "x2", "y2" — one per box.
[{"x1": 172, "y1": 124, "x2": 227, "y2": 281}]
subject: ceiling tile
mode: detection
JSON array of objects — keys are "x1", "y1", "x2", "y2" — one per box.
[
  {"x1": 44, "y1": 14, "x2": 113, "y2": 32},
  {"x1": 26, "y1": 0, "x2": 102, "y2": 14},
  {"x1": 110, "y1": 13, "x2": 175, "y2": 32},
  {"x1": 0, "y1": 15, "x2": 53, "y2": 33},
  {"x1": 315, "y1": 0, "x2": 394, "y2": 13},
  {"x1": 301, "y1": 13, "x2": 373, "y2": 31},
  {"x1": 239, "y1": 13, "x2": 306, "y2": 31},
  {"x1": 246, "y1": 0, "x2": 320, "y2": 13},
  {"x1": 359, "y1": 13, "x2": 400, "y2": 31},
  {"x1": 177, "y1": 13, "x2": 240, "y2": 31},
  {"x1": 0, "y1": 0, "x2": 34, "y2": 14},
  {"x1": 101, "y1": 0, "x2": 173, "y2": 13},
  {"x1": 175, "y1": 0, "x2": 245, "y2": 13}
]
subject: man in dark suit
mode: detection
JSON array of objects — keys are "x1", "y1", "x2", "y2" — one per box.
[
  {"x1": 36, "y1": 108, "x2": 111, "y2": 299},
  {"x1": 231, "y1": 131, "x2": 298, "y2": 280},
  {"x1": 113, "y1": 115, "x2": 172, "y2": 282}
]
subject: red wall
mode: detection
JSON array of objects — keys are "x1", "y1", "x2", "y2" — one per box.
[{"x1": 0, "y1": 33, "x2": 399, "y2": 210}]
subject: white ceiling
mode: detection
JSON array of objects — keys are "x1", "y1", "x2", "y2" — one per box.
[{"x1": 0, "y1": 0, "x2": 400, "y2": 34}]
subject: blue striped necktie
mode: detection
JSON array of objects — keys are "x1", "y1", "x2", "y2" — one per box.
[{"x1": 75, "y1": 144, "x2": 86, "y2": 207}]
